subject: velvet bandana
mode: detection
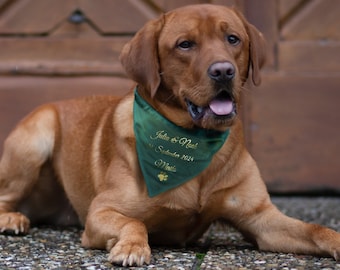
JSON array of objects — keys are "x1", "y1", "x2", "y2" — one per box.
[{"x1": 133, "y1": 89, "x2": 230, "y2": 197}]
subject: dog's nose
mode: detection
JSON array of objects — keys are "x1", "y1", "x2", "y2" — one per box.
[{"x1": 208, "y1": 62, "x2": 235, "y2": 82}]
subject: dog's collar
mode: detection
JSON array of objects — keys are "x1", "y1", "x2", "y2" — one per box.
[{"x1": 133, "y1": 88, "x2": 230, "y2": 197}]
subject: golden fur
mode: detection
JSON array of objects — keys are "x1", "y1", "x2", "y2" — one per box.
[{"x1": 0, "y1": 4, "x2": 339, "y2": 267}]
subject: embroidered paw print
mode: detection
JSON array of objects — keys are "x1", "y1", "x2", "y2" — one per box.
[{"x1": 158, "y1": 172, "x2": 168, "y2": 182}]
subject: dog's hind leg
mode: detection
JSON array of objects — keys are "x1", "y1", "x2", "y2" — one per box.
[
  {"x1": 0, "y1": 105, "x2": 58, "y2": 234},
  {"x1": 221, "y1": 157, "x2": 340, "y2": 260}
]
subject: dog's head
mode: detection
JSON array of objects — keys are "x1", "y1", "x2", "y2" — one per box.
[{"x1": 120, "y1": 4, "x2": 266, "y2": 131}]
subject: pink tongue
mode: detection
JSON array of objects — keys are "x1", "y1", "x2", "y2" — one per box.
[{"x1": 209, "y1": 99, "x2": 233, "y2": 115}]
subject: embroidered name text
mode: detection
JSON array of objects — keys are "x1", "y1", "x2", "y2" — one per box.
[{"x1": 154, "y1": 159, "x2": 176, "y2": 172}]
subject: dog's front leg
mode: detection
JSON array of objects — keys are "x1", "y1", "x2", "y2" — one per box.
[
  {"x1": 81, "y1": 196, "x2": 151, "y2": 267},
  {"x1": 221, "y1": 167, "x2": 340, "y2": 260},
  {"x1": 239, "y1": 202, "x2": 340, "y2": 260}
]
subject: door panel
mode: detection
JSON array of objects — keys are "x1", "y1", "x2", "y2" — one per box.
[
  {"x1": 248, "y1": 0, "x2": 340, "y2": 192},
  {"x1": 250, "y1": 74, "x2": 340, "y2": 192}
]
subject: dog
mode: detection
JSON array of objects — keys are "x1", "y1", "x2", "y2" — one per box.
[{"x1": 0, "y1": 4, "x2": 339, "y2": 267}]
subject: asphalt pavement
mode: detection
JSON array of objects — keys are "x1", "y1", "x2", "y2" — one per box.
[{"x1": 0, "y1": 196, "x2": 339, "y2": 269}]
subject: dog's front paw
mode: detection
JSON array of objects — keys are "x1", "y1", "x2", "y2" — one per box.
[
  {"x1": 107, "y1": 239, "x2": 151, "y2": 266},
  {"x1": 0, "y1": 212, "x2": 30, "y2": 235}
]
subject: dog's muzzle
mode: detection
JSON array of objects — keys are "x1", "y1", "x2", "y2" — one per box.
[
  {"x1": 185, "y1": 90, "x2": 236, "y2": 121},
  {"x1": 185, "y1": 61, "x2": 237, "y2": 123}
]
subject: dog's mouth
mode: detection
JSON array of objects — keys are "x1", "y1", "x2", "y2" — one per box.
[{"x1": 185, "y1": 91, "x2": 237, "y2": 122}]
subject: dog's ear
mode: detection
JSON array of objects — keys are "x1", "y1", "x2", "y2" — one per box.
[
  {"x1": 232, "y1": 7, "x2": 266, "y2": 86},
  {"x1": 119, "y1": 17, "x2": 164, "y2": 98},
  {"x1": 246, "y1": 23, "x2": 266, "y2": 86}
]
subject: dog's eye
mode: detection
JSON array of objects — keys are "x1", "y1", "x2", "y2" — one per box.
[
  {"x1": 177, "y1": 40, "x2": 195, "y2": 50},
  {"x1": 227, "y1": 35, "x2": 240, "y2": 45}
]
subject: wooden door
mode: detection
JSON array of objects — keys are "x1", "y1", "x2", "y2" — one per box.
[
  {"x1": 245, "y1": 0, "x2": 340, "y2": 193},
  {"x1": 0, "y1": 0, "x2": 339, "y2": 193}
]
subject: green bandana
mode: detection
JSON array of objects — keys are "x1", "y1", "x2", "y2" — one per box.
[{"x1": 133, "y1": 89, "x2": 230, "y2": 197}]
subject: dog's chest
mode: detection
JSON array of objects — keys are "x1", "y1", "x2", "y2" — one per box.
[
  {"x1": 145, "y1": 188, "x2": 215, "y2": 244},
  {"x1": 147, "y1": 206, "x2": 211, "y2": 245}
]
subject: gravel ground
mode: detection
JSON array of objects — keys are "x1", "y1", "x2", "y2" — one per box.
[{"x1": 0, "y1": 197, "x2": 339, "y2": 269}]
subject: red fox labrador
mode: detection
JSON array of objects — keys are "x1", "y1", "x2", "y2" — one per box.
[{"x1": 0, "y1": 4, "x2": 339, "y2": 267}]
